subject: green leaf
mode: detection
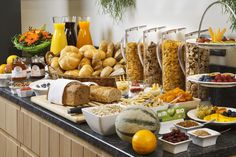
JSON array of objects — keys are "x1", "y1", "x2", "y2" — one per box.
[
  {"x1": 221, "y1": 0, "x2": 236, "y2": 30},
  {"x1": 97, "y1": 0, "x2": 136, "y2": 22}
]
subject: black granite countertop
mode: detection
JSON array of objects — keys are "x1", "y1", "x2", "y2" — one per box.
[{"x1": 1, "y1": 87, "x2": 236, "y2": 157}]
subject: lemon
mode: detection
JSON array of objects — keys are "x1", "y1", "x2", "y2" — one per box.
[
  {"x1": 7, "y1": 55, "x2": 18, "y2": 65},
  {"x1": 0, "y1": 64, "x2": 6, "y2": 74}
]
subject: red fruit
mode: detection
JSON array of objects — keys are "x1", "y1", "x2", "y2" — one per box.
[
  {"x1": 226, "y1": 75, "x2": 231, "y2": 79},
  {"x1": 217, "y1": 79, "x2": 222, "y2": 82},
  {"x1": 215, "y1": 74, "x2": 222, "y2": 80},
  {"x1": 21, "y1": 87, "x2": 31, "y2": 91}
]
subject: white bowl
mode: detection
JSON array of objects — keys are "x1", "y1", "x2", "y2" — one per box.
[
  {"x1": 174, "y1": 120, "x2": 203, "y2": 133},
  {"x1": 82, "y1": 104, "x2": 123, "y2": 136},
  {"x1": 29, "y1": 79, "x2": 52, "y2": 96},
  {"x1": 159, "y1": 137, "x2": 191, "y2": 154},
  {"x1": 188, "y1": 128, "x2": 220, "y2": 147},
  {"x1": 0, "y1": 74, "x2": 11, "y2": 87}
]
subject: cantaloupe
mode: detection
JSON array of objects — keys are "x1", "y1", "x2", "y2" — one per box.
[{"x1": 115, "y1": 106, "x2": 160, "y2": 143}]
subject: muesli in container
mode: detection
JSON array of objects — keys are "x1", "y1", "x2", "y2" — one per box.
[
  {"x1": 157, "y1": 28, "x2": 186, "y2": 92},
  {"x1": 138, "y1": 26, "x2": 165, "y2": 86},
  {"x1": 178, "y1": 29, "x2": 209, "y2": 100},
  {"x1": 121, "y1": 25, "x2": 147, "y2": 81}
]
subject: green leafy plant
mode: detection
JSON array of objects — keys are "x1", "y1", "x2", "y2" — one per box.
[
  {"x1": 98, "y1": 0, "x2": 136, "y2": 22},
  {"x1": 221, "y1": 0, "x2": 236, "y2": 30}
]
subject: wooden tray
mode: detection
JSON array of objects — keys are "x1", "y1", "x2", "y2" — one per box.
[{"x1": 31, "y1": 95, "x2": 103, "y2": 123}]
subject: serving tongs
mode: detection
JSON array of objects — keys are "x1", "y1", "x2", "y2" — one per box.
[
  {"x1": 137, "y1": 26, "x2": 166, "y2": 66},
  {"x1": 120, "y1": 25, "x2": 147, "y2": 62},
  {"x1": 156, "y1": 27, "x2": 186, "y2": 70}
]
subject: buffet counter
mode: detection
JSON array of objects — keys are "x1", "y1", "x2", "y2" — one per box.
[{"x1": 0, "y1": 87, "x2": 236, "y2": 157}]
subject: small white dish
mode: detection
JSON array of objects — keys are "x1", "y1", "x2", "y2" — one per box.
[
  {"x1": 174, "y1": 120, "x2": 203, "y2": 133},
  {"x1": 16, "y1": 88, "x2": 34, "y2": 97},
  {"x1": 29, "y1": 79, "x2": 52, "y2": 96},
  {"x1": 188, "y1": 128, "x2": 220, "y2": 147},
  {"x1": 9, "y1": 86, "x2": 19, "y2": 95},
  {"x1": 82, "y1": 104, "x2": 124, "y2": 136},
  {"x1": 159, "y1": 137, "x2": 191, "y2": 154},
  {"x1": 0, "y1": 74, "x2": 11, "y2": 87}
]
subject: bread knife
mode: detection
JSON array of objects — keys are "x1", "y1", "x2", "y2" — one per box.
[{"x1": 67, "y1": 106, "x2": 90, "y2": 114}]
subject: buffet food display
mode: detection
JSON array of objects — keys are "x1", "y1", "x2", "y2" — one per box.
[{"x1": 3, "y1": 3, "x2": 236, "y2": 155}]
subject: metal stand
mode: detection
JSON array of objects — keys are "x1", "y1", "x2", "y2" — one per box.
[{"x1": 198, "y1": 1, "x2": 236, "y2": 38}]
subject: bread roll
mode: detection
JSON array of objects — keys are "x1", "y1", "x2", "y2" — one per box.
[
  {"x1": 99, "y1": 40, "x2": 109, "y2": 52},
  {"x1": 59, "y1": 46, "x2": 82, "y2": 70},
  {"x1": 64, "y1": 70, "x2": 80, "y2": 77},
  {"x1": 92, "y1": 60, "x2": 103, "y2": 70},
  {"x1": 84, "y1": 49, "x2": 96, "y2": 59},
  {"x1": 97, "y1": 50, "x2": 106, "y2": 60},
  {"x1": 51, "y1": 57, "x2": 59, "y2": 68},
  {"x1": 100, "y1": 66, "x2": 113, "y2": 77},
  {"x1": 90, "y1": 86, "x2": 121, "y2": 103},
  {"x1": 79, "y1": 65, "x2": 93, "y2": 77},
  {"x1": 119, "y1": 58, "x2": 125, "y2": 65},
  {"x1": 113, "y1": 64, "x2": 123, "y2": 70},
  {"x1": 92, "y1": 69, "x2": 102, "y2": 77},
  {"x1": 114, "y1": 49, "x2": 123, "y2": 61},
  {"x1": 110, "y1": 68, "x2": 125, "y2": 77},
  {"x1": 79, "y1": 45, "x2": 96, "y2": 54},
  {"x1": 63, "y1": 82, "x2": 90, "y2": 106},
  {"x1": 103, "y1": 57, "x2": 116, "y2": 67},
  {"x1": 114, "y1": 42, "x2": 121, "y2": 52},
  {"x1": 79, "y1": 58, "x2": 91, "y2": 68},
  {"x1": 61, "y1": 46, "x2": 82, "y2": 57},
  {"x1": 106, "y1": 42, "x2": 114, "y2": 57},
  {"x1": 50, "y1": 57, "x2": 64, "y2": 74}
]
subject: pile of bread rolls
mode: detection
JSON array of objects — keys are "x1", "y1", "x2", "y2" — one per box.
[{"x1": 47, "y1": 41, "x2": 125, "y2": 78}]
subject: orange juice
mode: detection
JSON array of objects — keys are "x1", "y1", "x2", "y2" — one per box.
[
  {"x1": 50, "y1": 23, "x2": 68, "y2": 55},
  {"x1": 77, "y1": 20, "x2": 93, "y2": 48}
]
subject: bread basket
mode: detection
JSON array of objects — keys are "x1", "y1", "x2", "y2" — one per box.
[{"x1": 45, "y1": 51, "x2": 125, "y2": 87}]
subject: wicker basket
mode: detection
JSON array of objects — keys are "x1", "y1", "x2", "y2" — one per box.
[{"x1": 46, "y1": 51, "x2": 126, "y2": 87}]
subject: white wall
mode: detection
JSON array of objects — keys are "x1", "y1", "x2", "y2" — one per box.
[{"x1": 21, "y1": 0, "x2": 236, "y2": 66}]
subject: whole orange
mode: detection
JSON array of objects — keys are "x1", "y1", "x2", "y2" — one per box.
[{"x1": 132, "y1": 130, "x2": 157, "y2": 155}]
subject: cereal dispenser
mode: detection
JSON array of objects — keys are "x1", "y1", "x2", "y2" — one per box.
[
  {"x1": 120, "y1": 25, "x2": 146, "y2": 81},
  {"x1": 137, "y1": 26, "x2": 165, "y2": 86},
  {"x1": 156, "y1": 28, "x2": 186, "y2": 92}
]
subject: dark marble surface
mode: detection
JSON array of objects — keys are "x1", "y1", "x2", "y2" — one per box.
[{"x1": 1, "y1": 87, "x2": 236, "y2": 157}]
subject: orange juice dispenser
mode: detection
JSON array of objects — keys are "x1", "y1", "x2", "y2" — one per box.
[
  {"x1": 50, "y1": 17, "x2": 68, "y2": 55},
  {"x1": 76, "y1": 17, "x2": 93, "y2": 48}
]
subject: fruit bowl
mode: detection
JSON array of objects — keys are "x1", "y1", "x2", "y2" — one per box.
[{"x1": 187, "y1": 73, "x2": 236, "y2": 88}]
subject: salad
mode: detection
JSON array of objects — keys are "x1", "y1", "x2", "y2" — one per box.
[{"x1": 12, "y1": 25, "x2": 52, "y2": 54}]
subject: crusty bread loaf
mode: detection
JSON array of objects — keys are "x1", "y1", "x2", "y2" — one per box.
[
  {"x1": 90, "y1": 86, "x2": 121, "y2": 103},
  {"x1": 62, "y1": 82, "x2": 90, "y2": 106}
]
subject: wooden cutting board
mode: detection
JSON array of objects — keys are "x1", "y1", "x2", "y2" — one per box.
[{"x1": 30, "y1": 95, "x2": 103, "y2": 123}]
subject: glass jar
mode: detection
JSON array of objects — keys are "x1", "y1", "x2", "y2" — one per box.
[
  {"x1": 50, "y1": 16, "x2": 68, "y2": 55},
  {"x1": 76, "y1": 17, "x2": 93, "y2": 48},
  {"x1": 126, "y1": 42, "x2": 143, "y2": 81},
  {"x1": 185, "y1": 43, "x2": 209, "y2": 100},
  {"x1": 161, "y1": 40, "x2": 185, "y2": 91},
  {"x1": 30, "y1": 56, "x2": 45, "y2": 79},
  {"x1": 11, "y1": 57, "x2": 27, "y2": 81},
  {"x1": 64, "y1": 16, "x2": 77, "y2": 46}
]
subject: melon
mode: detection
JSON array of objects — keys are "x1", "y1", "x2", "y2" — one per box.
[{"x1": 115, "y1": 106, "x2": 160, "y2": 143}]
